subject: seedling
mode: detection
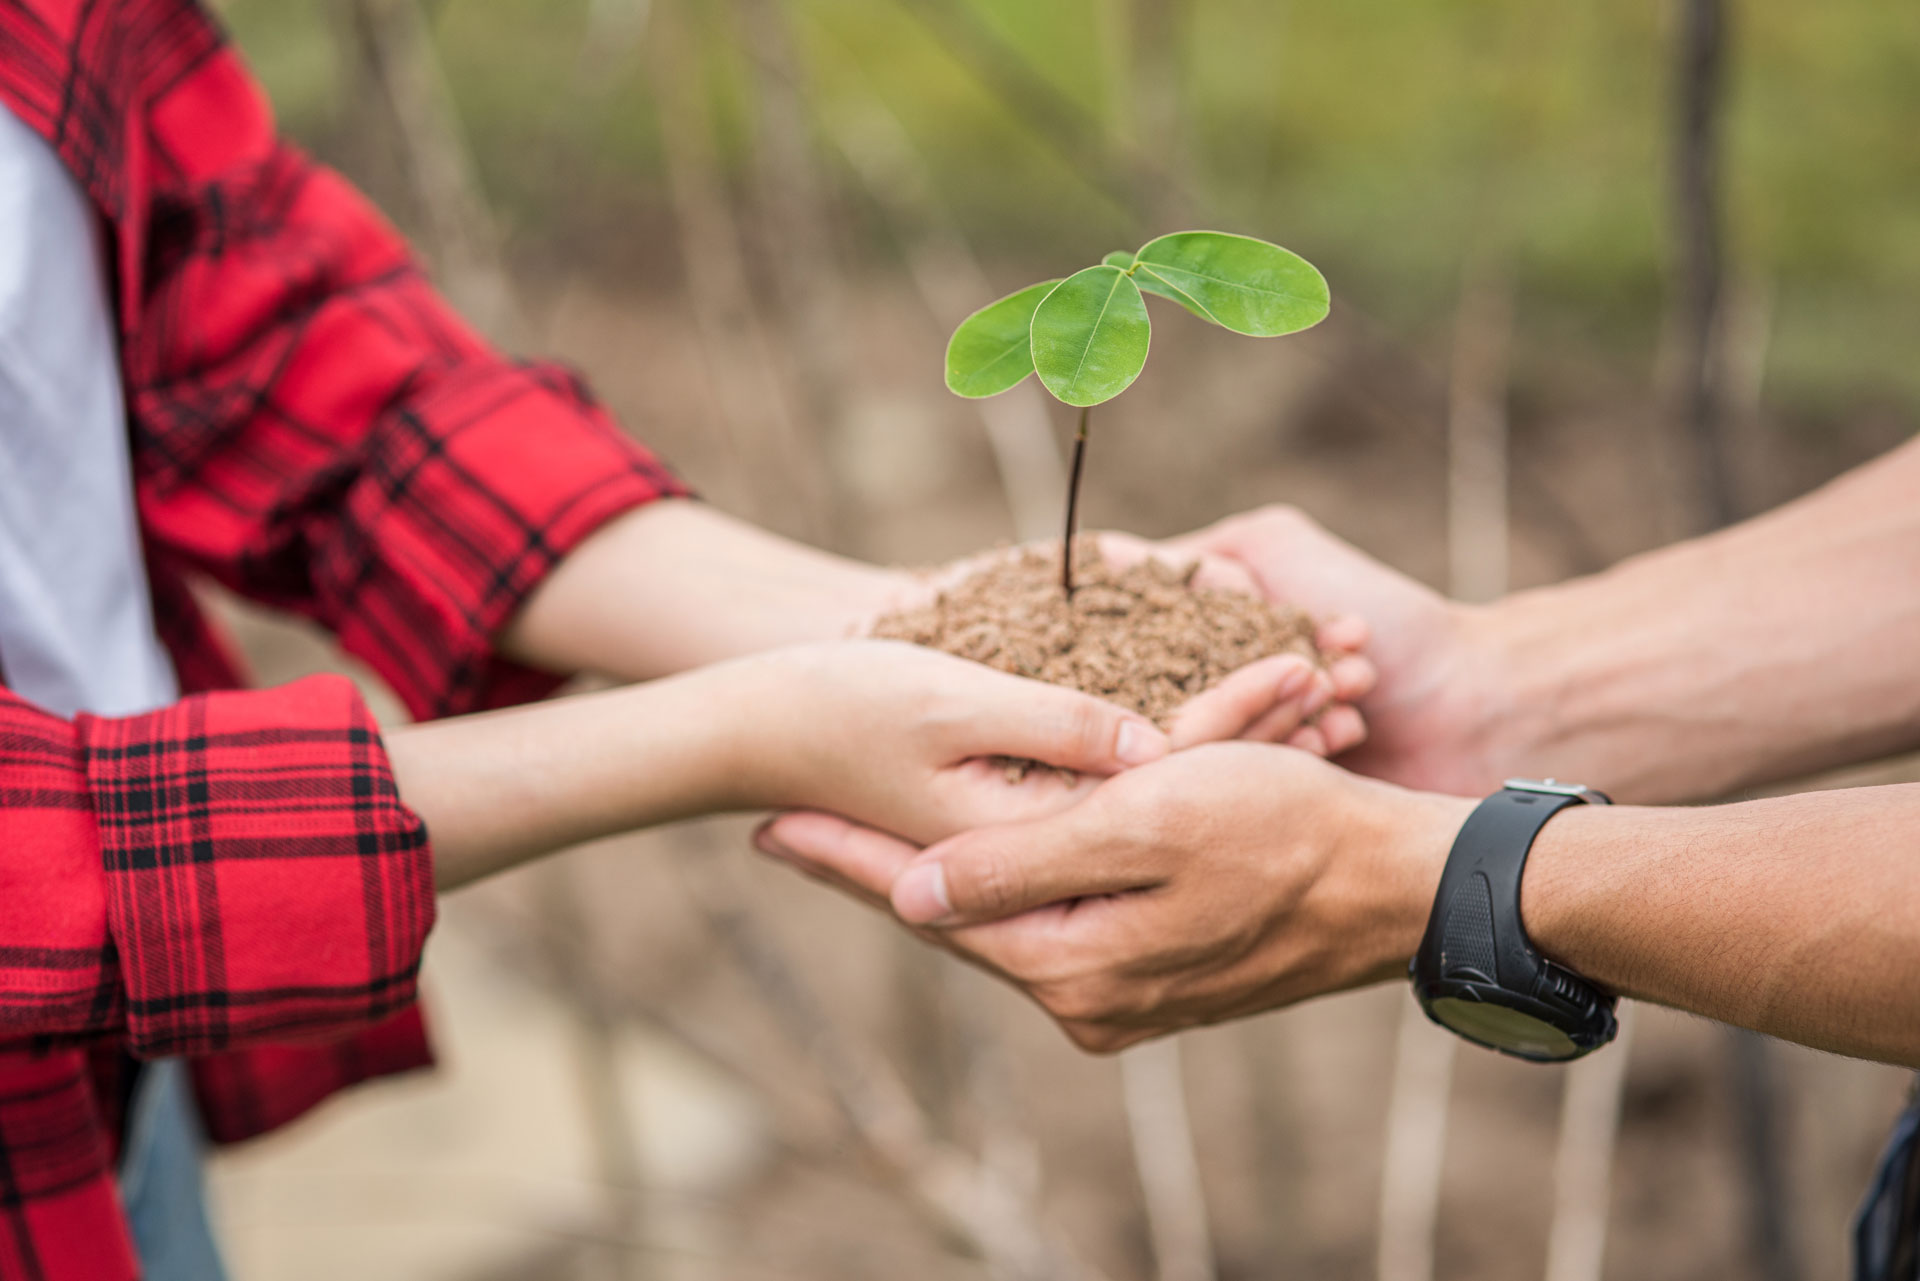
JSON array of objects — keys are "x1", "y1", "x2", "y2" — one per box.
[{"x1": 945, "y1": 231, "x2": 1330, "y2": 596}]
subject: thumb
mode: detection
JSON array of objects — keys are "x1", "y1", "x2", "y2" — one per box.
[
  {"x1": 948, "y1": 668, "x2": 1169, "y2": 775},
  {"x1": 891, "y1": 802, "x2": 1159, "y2": 927},
  {"x1": 756, "y1": 811, "x2": 919, "y2": 909},
  {"x1": 1093, "y1": 531, "x2": 1260, "y2": 598},
  {"x1": 1168, "y1": 652, "x2": 1323, "y2": 749}
]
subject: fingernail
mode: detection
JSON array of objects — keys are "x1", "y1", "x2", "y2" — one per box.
[
  {"x1": 1116, "y1": 719, "x2": 1168, "y2": 766},
  {"x1": 894, "y1": 862, "x2": 952, "y2": 925},
  {"x1": 753, "y1": 827, "x2": 797, "y2": 863},
  {"x1": 1273, "y1": 661, "x2": 1313, "y2": 697},
  {"x1": 1301, "y1": 674, "x2": 1334, "y2": 717}
]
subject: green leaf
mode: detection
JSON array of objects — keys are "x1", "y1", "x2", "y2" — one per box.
[
  {"x1": 1132, "y1": 265, "x2": 1219, "y2": 325},
  {"x1": 1101, "y1": 250, "x2": 1136, "y2": 269},
  {"x1": 945, "y1": 279, "x2": 1061, "y2": 398},
  {"x1": 1133, "y1": 230, "x2": 1330, "y2": 336},
  {"x1": 1030, "y1": 264, "x2": 1151, "y2": 407}
]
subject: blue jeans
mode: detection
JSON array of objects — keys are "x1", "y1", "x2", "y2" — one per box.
[
  {"x1": 1856, "y1": 1096, "x2": 1920, "y2": 1281},
  {"x1": 120, "y1": 1060, "x2": 229, "y2": 1281}
]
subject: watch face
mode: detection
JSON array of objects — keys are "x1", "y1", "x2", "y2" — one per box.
[{"x1": 1427, "y1": 995, "x2": 1580, "y2": 1061}]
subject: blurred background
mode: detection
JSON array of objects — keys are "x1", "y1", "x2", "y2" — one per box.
[{"x1": 197, "y1": 1, "x2": 1919, "y2": 1278}]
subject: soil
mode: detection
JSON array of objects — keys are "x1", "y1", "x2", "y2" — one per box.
[{"x1": 870, "y1": 539, "x2": 1322, "y2": 728}]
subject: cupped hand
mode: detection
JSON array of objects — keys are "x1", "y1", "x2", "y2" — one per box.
[
  {"x1": 741, "y1": 640, "x2": 1170, "y2": 847},
  {"x1": 870, "y1": 532, "x2": 1377, "y2": 760},
  {"x1": 1096, "y1": 531, "x2": 1374, "y2": 755},
  {"x1": 756, "y1": 743, "x2": 1470, "y2": 1051},
  {"x1": 1155, "y1": 505, "x2": 1502, "y2": 794}
]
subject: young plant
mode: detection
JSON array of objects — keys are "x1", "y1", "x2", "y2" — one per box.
[{"x1": 945, "y1": 231, "x2": 1331, "y2": 596}]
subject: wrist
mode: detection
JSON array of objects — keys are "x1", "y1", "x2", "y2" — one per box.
[
  {"x1": 1464, "y1": 584, "x2": 1594, "y2": 783},
  {"x1": 1515, "y1": 801, "x2": 1632, "y2": 991},
  {"x1": 1369, "y1": 598, "x2": 1517, "y2": 796},
  {"x1": 1472, "y1": 565, "x2": 1710, "y2": 802},
  {"x1": 1335, "y1": 779, "x2": 1474, "y2": 985},
  {"x1": 668, "y1": 652, "x2": 813, "y2": 814}
]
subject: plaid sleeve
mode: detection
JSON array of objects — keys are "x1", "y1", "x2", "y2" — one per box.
[
  {"x1": 0, "y1": 674, "x2": 433, "y2": 1058},
  {"x1": 118, "y1": 42, "x2": 690, "y2": 720}
]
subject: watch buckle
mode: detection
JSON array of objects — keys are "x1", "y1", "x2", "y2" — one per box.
[{"x1": 1504, "y1": 777, "x2": 1594, "y2": 799}]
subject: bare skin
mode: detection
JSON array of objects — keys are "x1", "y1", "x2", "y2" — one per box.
[
  {"x1": 384, "y1": 498, "x2": 1374, "y2": 893},
  {"x1": 390, "y1": 641, "x2": 1171, "y2": 891},
  {"x1": 495, "y1": 498, "x2": 1376, "y2": 749},
  {"x1": 388, "y1": 640, "x2": 1338, "y2": 892},
  {"x1": 1161, "y1": 434, "x2": 1920, "y2": 802},
  {"x1": 760, "y1": 436, "x2": 1920, "y2": 1064}
]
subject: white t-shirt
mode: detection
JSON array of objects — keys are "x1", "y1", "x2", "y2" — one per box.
[{"x1": 0, "y1": 100, "x2": 176, "y2": 717}]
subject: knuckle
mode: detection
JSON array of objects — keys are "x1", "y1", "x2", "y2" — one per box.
[
  {"x1": 1065, "y1": 1023, "x2": 1128, "y2": 1056},
  {"x1": 1063, "y1": 697, "x2": 1111, "y2": 761},
  {"x1": 1254, "y1": 501, "x2": 1307, "y2": 527},
  {"x1": 965, "y1": 849, "x2": 1026, "y2": 917},
  {"x1": 1041, "y1": 975, "x2": 1120, "y2": 1025},
  {"x1": 1251, "y1": 503, "x2": 1317, "y2": 541}
]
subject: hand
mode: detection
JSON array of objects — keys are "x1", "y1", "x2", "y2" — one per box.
[
  {"x1": 756, "y1": 743, "x2": 1471, "y2": 1051},
  {"x1": 732, "y1": 640, "x2": 1174, "y2": 846},
  {"x1": 397, "y1": 637, "x2": 1184, "y2": 892},
  {"x1": 1156, "y1": 506, "x2": 1503, "y2": 794},
  {"x1": 876, "y1": 533, "x2": 1375, "y2": 757},
  {"x1": 1095, "y1": 530, "x2": 1374, "y2": 755}
]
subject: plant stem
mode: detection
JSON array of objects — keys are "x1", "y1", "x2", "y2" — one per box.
[{"x1": 1062, "y1": 405, "x2": 1090, "y2": 598}]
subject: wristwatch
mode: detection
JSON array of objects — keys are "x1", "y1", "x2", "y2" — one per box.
[{"x1": 1410, "y1": 779, "x2": 1618, "y2": 1062}]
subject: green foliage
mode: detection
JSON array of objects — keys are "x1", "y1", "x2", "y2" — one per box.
[
  {"x1": 945, "y1": 279, "x2": 1062, "y2": 397},
  {"x1": 1030, "y1": 265, "x2": 1151, "y2": 406},
  {"x1": 1130, "y1": 263, "x2": 1214, "y2": 324},
  {"x1": 1134, "y1": 232, "x2": 1330, "y2": 336},
  {"x1": 943, "y1": 230, "x2": 1329, "y2": 409}
]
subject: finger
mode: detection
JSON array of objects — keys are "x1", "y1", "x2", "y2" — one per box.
[
  {"x1": 937, "y1": 891, "x2": 1163, "y2": 1006},
  {"x1": 1316, "y1": 703, "x2": 1369, "y2": 755},
  {"x1": 936, "y1": 896, "x2": 1095, "y2": 979},
  {"x1": 1060, "y1": 1022, "x2": 1156, "y2": 1054},
  {"x1": 891, "y1": 810, "x2": 1161, "y2": 927},
  {"x1": 933, "y1": 756, "x2": 1104, "y2": 829},
  {"x1": 950, "y1": 670, "x2": 1169, "y2": 774},
  {"x1": 756, "y1": 812, "x2": 921, "y2": 906},
  {"x1": 1090, "y1": 530, "x2": 1158, "y2": 571},
  {"x1": 1187, "y1": 553, "x2": 1260, "y2": 597},
  {"x1": 1243, "y1": 698, "x2": 1309, "y2": 744},
  {"x1": 1316, "y1": 613, "x2": 1370, "y2": 655},
  {"x1": 1285, "y1": 723, "x2": 1329, "y2": 756},
  {"x1": 1327, "y1": 654, "x2": 1378, "y2": 703},
  {"x1": 1095, "y1": 532, "x2": 1260, "y2": 597},
  {"x1": 1168, "y1": 654, "x2": 1315, "y2": 749}
]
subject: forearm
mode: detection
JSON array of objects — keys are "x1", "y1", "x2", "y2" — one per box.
[
  {"x1": 387, "y1": 664, "x2": 761, "y2": 890},
  {"x1": 1515, "y1": 784, "x2": 1920, "y2": 1065},
  {"x1": 1476, "y1": 436, "x2": 1920, "y2": 801},
  {"x1": 499, "y1": 499, "x2": 906, "y2": 681}
]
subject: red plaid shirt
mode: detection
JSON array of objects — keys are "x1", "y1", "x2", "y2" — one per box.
[{"x1": 0, "y1": 1, "x2": 687, "y2": 1275}]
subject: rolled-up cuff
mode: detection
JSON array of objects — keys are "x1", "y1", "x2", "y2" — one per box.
[
  {"x1": 327, "y1": 359, "x2": 693, "y2": 720},
  {"x1": 79, "y1": 675, "x2": 435, "y2": 1059}
]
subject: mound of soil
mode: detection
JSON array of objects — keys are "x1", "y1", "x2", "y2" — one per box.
[{"x1": 871, "y1": 540, "x2": 1321, "y2": 727}]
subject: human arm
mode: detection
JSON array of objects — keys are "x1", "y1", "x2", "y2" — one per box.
[
  {"x1": 494, "y1": 499, "x2": 902, "y2": 681},
  {"x1": 495, "y1": 504, "x2": 1373, "y2": 754},
  {"x1": 759, "y1": 745, "x2": 1920, "y2": 1066},
  {"x1": 0, "y1": 641, "x2": 1166, "y2": 1049},
  {"x1": 1168, "y1": 434, "x2": 1920, "y2": 801},
  {"x1": 392, "y1": 639, "x2": 1171, "y2": 891}
]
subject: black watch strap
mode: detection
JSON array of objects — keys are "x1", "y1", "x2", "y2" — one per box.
[{"x1": 1411, "y1": 781, "x2": 1618, "y2": 1061}]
